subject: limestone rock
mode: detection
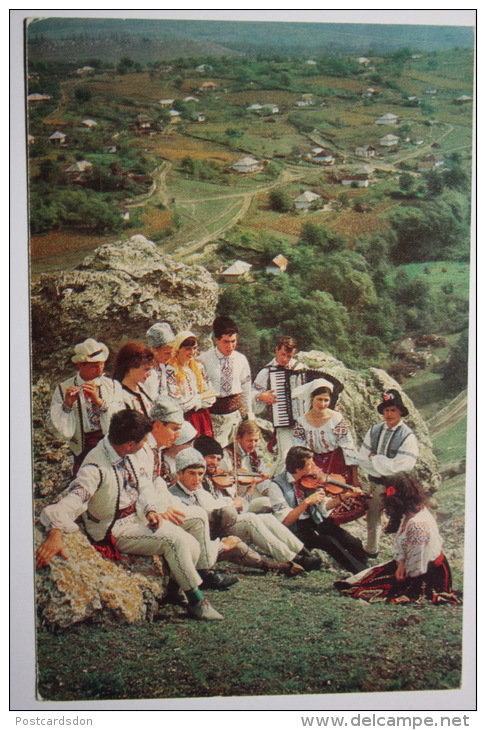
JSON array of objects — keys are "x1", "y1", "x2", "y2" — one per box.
[
  {"x1": 31, "y1": 235, "x2": 219, "y2": 378},
  {"x1": 35, "y1": 528, "x2": 165, "y2": 630},
  {"x1": 297, "y1": 350, "x2": 441, "y2": 494}
]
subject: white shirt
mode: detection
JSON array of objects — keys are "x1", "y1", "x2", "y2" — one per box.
[
  {"x1": 166, "y1": 361, "x2": 215, "y2": 413},
  {"x1": 144, "y1": 364, "x2": 169, "y2": 401},
  {"x1": 393, "y1": 507, "x2": 443, "y2": 577},
  {"x1": 252, "y1": 356, "x2": 304, "y2": 416},
  {"x1": 198, "y1": 346, "x2": 254, "y2": 419},
  {"x1": 292, "y1": 411, "x2": 359, "y2": 465},
  {"x1": 358, "y1": 420, "x2": 419, "y2": 477}
]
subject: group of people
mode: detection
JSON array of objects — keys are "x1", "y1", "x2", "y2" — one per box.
[{"x1": 36, "y1": 315, "x2": 461, "y2": 621}]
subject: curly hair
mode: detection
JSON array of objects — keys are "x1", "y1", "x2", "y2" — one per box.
[
  {"x1": 112, "y1": 342, "x2": 154, "y2": 382},
  {"x1": 382, "y1": 473, "x2": 427, "y2": 523}
]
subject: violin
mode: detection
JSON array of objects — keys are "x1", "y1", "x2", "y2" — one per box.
[
  {"x1": 299, "y1": 469, "x2": 370, "y2": 525},
  {"x1": 299, "y1": 469, "x2": 367, "y2": 498},
  {"x1": 210, "y1": 469, "x2": 266, "y2": 492}
]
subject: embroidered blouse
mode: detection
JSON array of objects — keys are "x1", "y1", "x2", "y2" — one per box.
[
  {"x1": 292, "y1": 411, "x2": 359, "y2": 465},
  {"x1": 393, "y1": 508, "x2": 443, "y2": 577},
  {"x1": 166, "y1": 361, "x2": 215, "y2": 413}
]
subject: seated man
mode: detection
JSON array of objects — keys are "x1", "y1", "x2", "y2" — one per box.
[
  {"x1": 160, "y1": 419, "x2": 198, "y2": 485},
  {"x1": 358, "y1": 388, "x2": 419, "y2": 557},
  {"x1": 265, "y1": 446, "x2": 369, "y2": 574},
  {"x1": 135, "y1": 395, "x2": 237, "y2": 591},
  {"x1": 253, "y1": 335, "x2": 304, "y2": 474},
  {"x1": 36, "y1": 409, "x2": 226, "y2": 621},
  {"x1": 49, "y1": 338, "x2": 125, "y2": 476},
  {"x1": 171, "y1": 448, "x2": 320, "y2": 572},
  {"x1": 144, "y1": 322, "x2": 176, "y2": 401},
  {"x1": 222, "y1": 421, "x2": 272, "y2": 513}
]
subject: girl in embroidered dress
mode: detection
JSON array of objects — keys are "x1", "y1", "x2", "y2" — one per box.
[
  {"x1": 292, "y1": 379, "x2": 359, "y2": 488},
  {"x1": 334, "y1": 473, "x2": 461, "y2": 604},
  {"x1": 113, "y1": 342, "x2": 154, "y2": 419},
  {"x1": 166, "y1": 331, "x2": 216, "y2": 437}
]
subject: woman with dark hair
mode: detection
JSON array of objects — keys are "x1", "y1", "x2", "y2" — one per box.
[
  {"x1": 292, "y1": 379, "x2": 359, "y2": 487},
  {"x1": 334, "y1": 473, "x2": 461, "y2": 604},
  {"x1": 166, "y1": 331, "x2": 215, "y2": 437},
  {"x1": 113, "y1": 341, "x2": 154, "y2": 418}
]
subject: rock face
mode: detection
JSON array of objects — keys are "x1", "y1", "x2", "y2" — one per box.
[
  {"x1": 31, "y1": 235, "x2": 219, "y2": 378},
  {"x1": 34, "y1": 529, "x2": 165, "y2": 629}
]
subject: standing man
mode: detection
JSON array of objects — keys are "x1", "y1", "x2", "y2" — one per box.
[
  {"x1": 144, "y1": 322, "x2": 176, "y2": 401},
  {"x1": 49, "y1": 338, "x2": 125, "y2": 476},
  {"x1": 198, "y1": 316, "x2": 254, "y2": 447},
  {"x1": 36, "y1": 409, "x2": 226, "y2": 621},
  {"x1": 253, "y1": 335, "x2": 304, "y2": 474},
  {"x1": 358, "y1": 388, "x2": 419, "y2": 557}
]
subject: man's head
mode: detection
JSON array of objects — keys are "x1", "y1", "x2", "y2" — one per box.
[
  {"x1": 71, "y1": 338, "x2": 109, "y2": 381},
  {"x1": 176, "y1": 447, "x2": 207, "y2": 490},
  {"x1": 150, "y1": 396, "x2": 185, "y2": 448},
  {"x1": 275, "y1": 336, "x2": 298, "y2": 367},
  {"x1": 236, "y1": 421, "x2": 261, "y2": 454},
  {"x1": 285, "y1": 446, "x2": 315, "y2": 480},
  {"x1": 377, "y1": 389, "x2": 408, "y2": 427},
  {"x1": 194, "y1": 435, "x2": 224, "y2": 475},
  {"x1": 108, "y1": 409, "x2": 152, "y2": 455},
  {"x1": 213, "y1": 315, "x2": 238, "y2": 356},
  {"x1": 146, "y1": 322, "x2": 175, "y2": 366}
]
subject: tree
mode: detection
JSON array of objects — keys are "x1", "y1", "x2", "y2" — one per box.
[
  {"x1": 269, "y1": 190, "x2": 292, "y2": 212},
  {"x1": 398, "y1": 173, "x2": 414, "y2": 193},
  {"x1": 442, "y1": 330, "x2": 468, "y2": 391},
  {"x1": 425, "y1": 170, "x2": 444, "y2": 197},
  {"x1": 74, "y1": 86, "x2": 91, "y2": 102}
]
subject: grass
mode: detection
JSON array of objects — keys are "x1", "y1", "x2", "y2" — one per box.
[{"x1": 433, "y1": 416, "x2": 468, "y2": 464}]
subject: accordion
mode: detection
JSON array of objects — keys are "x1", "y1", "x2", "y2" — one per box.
[{"x1": 269, "y1": 367, "x2": 343, "y2": 428}]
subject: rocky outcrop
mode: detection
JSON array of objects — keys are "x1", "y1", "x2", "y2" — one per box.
[
  {"x1": 34, "y1": 528, "x2": 165, "y2": 629},
  {"x1": 31, "y1": 235, "x2": 219, "y2": 378}
]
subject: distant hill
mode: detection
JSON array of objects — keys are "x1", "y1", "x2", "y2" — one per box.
[{"x1": 26, "y1": 17, "x2": 474, "y2": 62}]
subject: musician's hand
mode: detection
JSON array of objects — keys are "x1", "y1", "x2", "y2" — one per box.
[
  {"x1": 304, "y1": 489, "x2": 327, "y2": 506},
  {"x1": 221, "y1": 536, "x2": 243, "y2": 551},
  {"x1": 259, "y1": 390, "x2": 276, "y2": 405},
  {"x1": 147, "y1": 511, "x2": 163, "y2": 529},
  {"x1": 160, "y1": 507, "x2": 186, "y2": 526},
  {"x1": 232, "y1": 497, "x2": 245, "y2": 512},
  {"x1": 82, "y1": 382, "x2": 103, "y2": 407},
  {"x1": 64, "y1": 386, "x2": 81, "y2": 408},
  {"x1": 395, "y1": 560, "x2": 406, "y2": 581}
]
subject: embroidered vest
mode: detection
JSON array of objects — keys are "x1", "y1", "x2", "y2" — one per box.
[{"x1": 369, "y1": 422, "x2": 413, "y2": 458}]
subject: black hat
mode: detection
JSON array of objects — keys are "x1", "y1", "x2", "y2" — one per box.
[
  {"x1": 377, "y1": 389, "x2": 409, "y2": 417},
  {"x1": 193, "y1": 435, "x2": 224, "y2": 458}
]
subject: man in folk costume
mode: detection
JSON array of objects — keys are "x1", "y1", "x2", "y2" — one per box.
[
  {"x1": 49, "y1": 338, "x2": 125, "y2": 477},
  {"x1": 221, "y1": 420, "x2": 272, "y2": 513},
  {"x1": 171, "y1": 448, "x2": 321, "y2": 573},
  {"x1": 265, "y1": 446, "x2": 368, "y2": 574},
  {"x1": 252, "y1": 336, "x2": 305, "y2": 475},
  {"x1": 358, "y1": 388, "x2": 419, "y2": 557},
  {"x1": 134, "y1": 396, "x2": 238, "y2": 592},
  {"x1": 36, "y1": 409, "x2": 227, "y2": 621},
  {"x1": 198, "y1": 316, "x2": 254, "y2": 447},
  {"x1": 144, "y1": 322, "x2": 176, "y2": 401}
]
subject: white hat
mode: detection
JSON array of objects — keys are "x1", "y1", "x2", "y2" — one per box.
[
  {"x1": 176, "y1": 447, "x2": 206, "y2": 473},
  {"x1": 146, "y1": 322, "x2": 175, "y2": 348},
  {"x1": 174, "y1": 420, "x2": 198, "y2": 445},
  {"x1": 71, "y1": 338, "x2": 109, "y2": 363},
  {"x1": 292, "y1": 378, "x2": 335, "y2": 412},
  {"x1": 150, "y1": 395, "x2": 185, "y2": 425}
]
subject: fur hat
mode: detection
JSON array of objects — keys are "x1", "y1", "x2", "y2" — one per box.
[
  {"x1": 377, "y1": 389, "x2": 409, "y2": 417},
  {"x1": 71, "y1": 338, "x2": 109, "y2": 363},
  {"x1": 193, "y1": 435, "x2": 224, "y2": 458},
  {"x1": 176, "y1": 447, "x2": 206, "y2": 473},
  {"x1": 146, "y1": 322, "x2": 175, "y2": 348},
  {"x1": 150, "y1": 395, "x2": 185, "y2": 425}
]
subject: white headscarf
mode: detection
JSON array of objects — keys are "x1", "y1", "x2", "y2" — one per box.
[{"x1": 291, "y1": 378, "x2": 334, "y2": 413}]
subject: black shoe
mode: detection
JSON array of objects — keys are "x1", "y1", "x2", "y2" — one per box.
[
  {"x1": 293, "y1": 552, "x2": 322, "y2": 571},
  {"x1": 364, "y1": 551, "x2": 378, "y2": 559},
  {"x1": 200, "y1": 571, "x2": 239, "y2": 590}
]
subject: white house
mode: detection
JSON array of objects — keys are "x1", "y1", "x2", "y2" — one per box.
[
  {"x1": 183, "y1": 96, "x2": 199, "y2": 103},
  {"x1": 169, "y1": 110, "x2": 181, "y2": 123},
  {"x1": 27, "y1": 93, "x2": 52, "y2": 102},
  {"x1": 358, "y1": 57, "x2": 370, "y2": 66},
  {"x1": 305, "y1": 60, "x2": 317, "y2": 65},
  {"x1": 220, "y1": 261, "x2": 253, "y2": 281},
  {"x1": 230, "y1": 157, "x2": 263, "y2": 174},
  {"x1": 75, "y1": 66, "x2": 95, "y2": 76},
  {"x1": 296, "y1": 99, "x2": 313, "y2": 107},
  {"x1": 380, "y1": 134, "x2": 399, "y2": 147},
  {"x1": 354, "y1": 164, "x2": 374, "y2": 176},
  {"x1": 455, "y1": 95, "x2": 472, "y2": 104},
  {"x1": 247, "y1": 103, "x2": 263, "y2": 112},
  {"x1": 293, "y1": 191, "x2": 321, "y2": 210},
  {"x1": 311, "y1": 150, "x2": 335, "y2": 165},
  {"x1": 80, "y1": 119, "x2": 97, "y2": 129},
  {"x1": 375, "y1": 113, "x2": 399, "y2": 125},
  {"x1": 355, "y1": 144, "x2": 376, "y2": 158},
  {"x1": 48, "y1": 131, "x2": 67, "y2": 146},
  {"x1": 262, "y1": 103, "x2": 279, "y2": 114},
  {"x1": 159, "y1": 99, "x2": 175, "y2": 107},
  {"x1": 266, "y1": 254, "x2": 289, "y2": 275},
  {"x1": 199, "y1": 82, "x2": 218, "y2": 92},
  {"x1": 65, "y1": 160, "x2": 93, "y2": 181},
  {"x1": 339, "y1": 175, "x2": 370, "y2": 188}
]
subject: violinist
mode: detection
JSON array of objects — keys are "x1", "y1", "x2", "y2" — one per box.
[
  {"x1": 171, "y1": 448, "x2": 321, "y2": 573},
  {"x1": 222, "y1": 421, "x2": 272, "y2": 513},
  {"x1": 266, "y1": 446, "x2": 368, "y2": 573}
]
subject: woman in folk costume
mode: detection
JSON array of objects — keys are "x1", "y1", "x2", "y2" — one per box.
[
  {"x1": 292, "y1": 379, "x2": 360, "y2": 488},
  {"x1": 334, "y1": 473, "x2": 461, "y2": 605},
  {"x1": 166, "y1": 331, "x2": 216, "y2": 437},
  {"x1": 113, "y1": 342, "x2": 154, "y2": 418}
]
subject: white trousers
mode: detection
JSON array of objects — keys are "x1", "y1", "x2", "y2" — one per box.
[
  {"x1": 113, "y1": 512, "x2": 212, "y2": 592},
  {"x1": 272, "y1": 427, "x2": 294, "y2": 476},
  {"x1": 365, "y1": 483, "x2": 386, "y2": 554},
  {"x1": 231, "y1": 512, "x2": 303, "y2": 562}
]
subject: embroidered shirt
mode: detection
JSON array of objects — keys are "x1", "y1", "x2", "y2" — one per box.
[
  {"x1": 393, "y1": 508, "x2": 443, "y2": 577},
  {"x1": 198, "y1": 347, "x2": 254, "y2": 418},
  {"x1": 292, "y1": 411, "x2": 359, "y2": 465},
  {"x1": 166, "y1": 361, "x2": 215, "y2": 413}
]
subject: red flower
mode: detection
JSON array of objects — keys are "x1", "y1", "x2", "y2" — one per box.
[{"x1": 385, "y1": 486, "x2": 396, "y2": 497}]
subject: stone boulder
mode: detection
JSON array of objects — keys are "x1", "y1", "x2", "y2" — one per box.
[
  {"x1": 34, "y1": 527, "x2": 167, "y2": 630},
  {"x1": 31, "y1": 235, "x2": 219, "y2": 378}
]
